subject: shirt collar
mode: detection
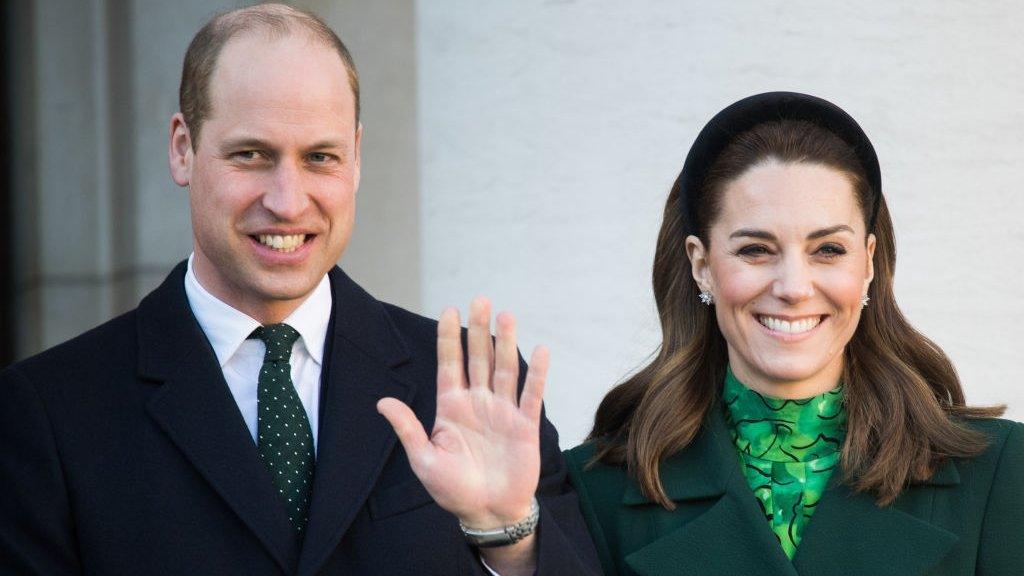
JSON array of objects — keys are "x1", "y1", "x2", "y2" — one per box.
[{"x1": 184, "y1": 253, "x2": 332, "y2": 367}]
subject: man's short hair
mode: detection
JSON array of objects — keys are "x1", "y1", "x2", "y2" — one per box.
[{"x1": 179, "y1": 3, "x2": 360, "y2": 150}]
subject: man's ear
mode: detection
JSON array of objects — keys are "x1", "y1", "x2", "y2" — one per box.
[
  {"x1": 352, "y1": 122, "x2": 363, "y2": 193},
  {"x1": 168, "y1": 112, "x2": 194, "y2": 187},
  {"x1": 685, "y1": 235, "x2": 713, "y2": 293}
]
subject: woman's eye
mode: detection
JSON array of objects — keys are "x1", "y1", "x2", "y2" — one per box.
[
  {"x1": 737, "y1": 244, "x2": 772, "y2": 257},
  {"x1": 817, "y1": 243, "x2": 847, "y2": 258}
]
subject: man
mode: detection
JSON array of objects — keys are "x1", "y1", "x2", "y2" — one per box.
[{"x1": 0, "y1": 4, "x2": 599, "y2": 575}]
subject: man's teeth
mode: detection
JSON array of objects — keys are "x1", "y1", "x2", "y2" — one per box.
[
  {"x1": 257, "y1": 234, "x2": 307, "y2": 252},
  {"x1": 758, "y1": 315, "x2": 821, "y2": 334}
]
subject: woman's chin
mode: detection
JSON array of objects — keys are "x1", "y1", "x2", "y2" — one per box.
[{"x1": 739, "y1": 354, "x2": 838, "y2": 392}]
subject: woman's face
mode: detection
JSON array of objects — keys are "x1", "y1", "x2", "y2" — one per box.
[{"x1": 686, "y1": 160, "x2": 876, "y2": 399}]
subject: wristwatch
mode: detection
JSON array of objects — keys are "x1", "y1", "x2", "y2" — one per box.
[{"x1": 459, "y1": 498, "x2": 540, "y2": 548}]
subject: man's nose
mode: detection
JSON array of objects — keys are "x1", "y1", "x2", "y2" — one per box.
[
  {"x1": 771, "y1": 254, "x2": 815, "y2": 304},
  {"x1": 262, "y1": 160, "x2": 310, "y2": 221}
]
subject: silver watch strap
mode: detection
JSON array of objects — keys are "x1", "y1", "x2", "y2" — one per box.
[{"x1": 459, "y1": 497, "x2": 540, "y2": 548}]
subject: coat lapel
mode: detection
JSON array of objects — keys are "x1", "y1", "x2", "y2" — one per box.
[
  {"x1": 296, "y1": 268, "x2": 416, "y2": 576},
  {"x1": 793, "y1": 461, "x2": 959, "y2": 576},
  {"x1": 139, "y1": 263, "x2": 299, "y2": 574},
  {"x1": 621, "y1": 399, "x2": 960, "y2": 576},
  {"x1": 623, "y1": 409, "x2": 798, "y2": 576}
]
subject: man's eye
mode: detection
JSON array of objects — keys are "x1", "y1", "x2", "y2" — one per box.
[
  {"x1": 234, "y1": 150, "x2": 262, "y2": 161},
  {"x1": 308, "y1": 152, "x2": 334, "y2": 163}
]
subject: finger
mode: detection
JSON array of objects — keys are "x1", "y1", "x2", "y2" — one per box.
[
  {"x1": 519, "y1": 345, "x2": 549, "y2": 423},
  {"x1": 437, "y1": 307, "x2": 466, "y2": 394},
  {"x1": 492, "y1": 311, "x2": 520, "y2": 403},
  {"x1": 467, "y1": 297, "x2": 493, "y2": 392},
  {"x1": 377, "y1": 398, "x2": 433, "y2": 467}
]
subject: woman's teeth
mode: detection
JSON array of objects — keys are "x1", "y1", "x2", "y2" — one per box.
[
  {"x1": 758, "y1": 315, "x2": 821, "y2": 334},
  {"x1": 257, "y1": 234, "x2": 307, "y2": 252}
]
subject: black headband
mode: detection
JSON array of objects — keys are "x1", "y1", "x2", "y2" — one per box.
[{"x1": 676, "y1": 91, "x2": 883, "y2": 236}]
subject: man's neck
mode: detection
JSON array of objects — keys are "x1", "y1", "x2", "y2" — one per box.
[{"x1": 190, "y1": 258, "x2": 313, "y2": 325}]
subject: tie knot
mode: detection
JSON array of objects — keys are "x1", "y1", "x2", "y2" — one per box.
[{"x1": 250, "y1": 323, "x2": 300, "y2": 362}]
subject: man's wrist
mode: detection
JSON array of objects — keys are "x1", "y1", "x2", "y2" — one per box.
[
  {"x1": 460, "y1": 498, "x2": 540, "y2": 548},
  {"x1": 478, "y1": 534, "x2": 538, "y2": 576}
]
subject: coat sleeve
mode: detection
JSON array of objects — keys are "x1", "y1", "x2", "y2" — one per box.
[
  {"x1": 0, "y1": 366, "x2": 82, "y2": 575},
  {"x1": 976, "y1": 420, "x2": 1024, "y2": 575},
  {"x1": 530, "y1": 405, "x2": 603, "y2": 576}
]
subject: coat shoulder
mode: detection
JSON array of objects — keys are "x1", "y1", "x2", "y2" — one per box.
[
  {"x1": 3, "y1": 309, "x2": 138, "y2": 388},
  {"x1": 960, "y1": 416, "x2": 1024, "y2": 470},
  {"x1": 564, "y1": 440, "x2": 633, "y2": 498},
  {"x1": 953, "y1": 417, "x2": 1024, "y2": 572},
  {"x1": 377, "y1": 302, "x2": 441, "y2": 361},
  {"x1": 379, "y1": 302, "x2": 438, "y2": 341}
]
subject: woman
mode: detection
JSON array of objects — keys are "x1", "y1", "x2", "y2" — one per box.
[
  {"x1": 562, "y1": 92, "x2": 1023, "y2": 575},
  {"x1": 379, "y1": 92, "x2": 1022, "y2": 576}
]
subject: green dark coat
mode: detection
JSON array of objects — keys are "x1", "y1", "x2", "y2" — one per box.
[{"x1": 565, "y1": 408, "x2": 1024, "y2": 576}]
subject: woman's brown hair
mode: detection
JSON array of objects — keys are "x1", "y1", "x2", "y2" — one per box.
[{"x1": 590, "y1": 119, "x2": 1003, "y2": 508}]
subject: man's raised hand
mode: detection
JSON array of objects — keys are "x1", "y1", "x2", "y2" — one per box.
[{"x1": 376, "y1": 297, "x2": 548, "y2": 529}]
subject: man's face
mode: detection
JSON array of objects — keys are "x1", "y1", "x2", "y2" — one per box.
[{"x1": 169, "y1": 32, "x2": 361, "y2": 321}]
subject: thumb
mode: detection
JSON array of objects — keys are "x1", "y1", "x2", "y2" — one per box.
[{"x1": 377, "y1": 397, "x2": 431, "y2": 462}]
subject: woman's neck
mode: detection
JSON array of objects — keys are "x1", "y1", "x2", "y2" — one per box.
[{"x1": 726, "y1": 351, "x2": 843, "y2": 399}]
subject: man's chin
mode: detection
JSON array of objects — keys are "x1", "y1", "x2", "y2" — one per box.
[{"x1": 252, "y1": 277, "x2": 324, "y2": 303}]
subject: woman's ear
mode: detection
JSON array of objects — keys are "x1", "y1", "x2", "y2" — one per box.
[
  {"x1": 685, "y1": 235, "x2": 712, "y2": 293},
  {"x1": 864, "y1": 232, "x2": 877, "y2": 289}
]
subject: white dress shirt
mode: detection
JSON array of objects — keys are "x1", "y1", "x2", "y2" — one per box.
[{"x1": 183, "y1": 254, "x2": 331, "y2": 454}]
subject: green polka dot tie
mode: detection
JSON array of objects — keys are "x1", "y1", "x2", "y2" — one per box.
[{"x1": 250, "y1": 324, "x2": 316, "y2": 536}]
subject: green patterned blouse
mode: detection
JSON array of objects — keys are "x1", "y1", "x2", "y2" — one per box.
[{"x1": 722, "y1": 367, "x2": 847, "y2": 560}]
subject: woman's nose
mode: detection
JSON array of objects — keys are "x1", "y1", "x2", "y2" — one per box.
[{"x1": 771, "y1": 254, "x2": 815, "y2": 303}]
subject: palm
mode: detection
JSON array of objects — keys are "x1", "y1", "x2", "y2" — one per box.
[{"x1": 377, "y1": 299, "x2": 547, "y2": 527}]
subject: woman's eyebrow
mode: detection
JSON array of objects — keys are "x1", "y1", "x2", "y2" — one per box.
[
  {"x1": 728, "y1": 224, "x2": 855, "y2": 241},
  {"x1": 807, "y1": 224, "x2": 855, "y2": 239},
  {"x1": 729, "y1": 229, "x2": 775, "y2": 240}
]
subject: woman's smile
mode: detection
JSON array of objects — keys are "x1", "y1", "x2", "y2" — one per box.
[{"x1": 754, "y1": 313, "x2": 828, "y2": 341}]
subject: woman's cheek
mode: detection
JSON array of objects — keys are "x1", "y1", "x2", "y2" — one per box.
[
  {"x1": 712, "y1": 260, "x2": 767, "y2": 305},
  {"x1": 820, "y1": 262, "x2": 868, "y2": 308}
]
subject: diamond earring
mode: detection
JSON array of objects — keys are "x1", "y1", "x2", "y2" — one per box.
[
  {"x1": 861, "y1": 294, "x2": 870, "y2": 307},
  {"x1": 699, "y1": 291, "x2": 714, "y2": 306}
]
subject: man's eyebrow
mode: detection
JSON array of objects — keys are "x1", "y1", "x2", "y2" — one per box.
[
  {"x1": 220, "y1": 137, "x2": 271, "y2": 151},
  {"x1": 218, "y1": 137, "x2": 349, "y2": 154},
  {"x1": 307, "y1": 140, "x2": 349, "y2": 152},
  {"x1": 728, "y1": 225, "x2": 856, "y2": 241}
]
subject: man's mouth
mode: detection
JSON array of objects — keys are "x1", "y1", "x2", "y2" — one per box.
[
  {"x1": 756, "y1": 314, "x2": 824, "y2": 335},
  {"x1": 252, "y1": 233, "x2": 312, "y2": 253}
]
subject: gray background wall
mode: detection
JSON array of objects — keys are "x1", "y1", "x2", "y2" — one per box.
[{"x1": 9, "y1": 0, "x2": 1023, "y2": 447}]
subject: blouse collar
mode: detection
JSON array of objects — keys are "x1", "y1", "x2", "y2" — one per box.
[{"x1": 722, "y1": 365, "x2": 847, "y2": 463}]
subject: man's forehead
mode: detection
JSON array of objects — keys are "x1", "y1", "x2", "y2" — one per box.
[
  {"x1": 204, "y1": 32, "x2": 354, "y2": 126},
  {"x1": 208, "y1": 31, "x2": 350, "y2": 102}
]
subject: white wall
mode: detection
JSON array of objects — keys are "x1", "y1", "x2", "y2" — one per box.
[{"x1": 417, "y1": 0, "x2": 1024, "y2": 446}]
